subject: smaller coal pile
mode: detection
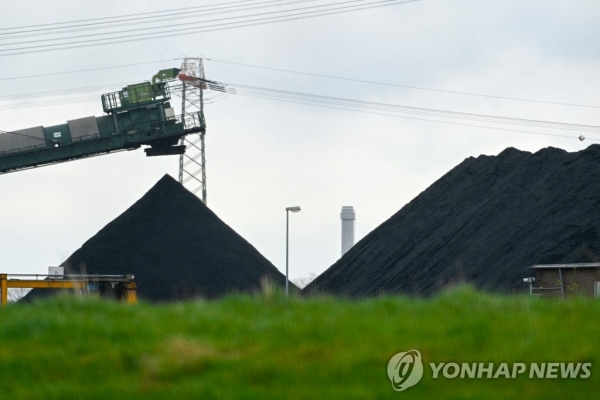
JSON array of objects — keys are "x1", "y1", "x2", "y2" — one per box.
[{"x1": 26, "y1": 174, "x2": 293, "y2": 301}]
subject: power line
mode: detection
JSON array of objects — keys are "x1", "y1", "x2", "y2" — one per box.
[
  {"x1": 205, "y1": 58, "x2": 600, "y2": 110},
  {"x1": 202, "y1": 80, "x2": 600, "y2": 133},
  {"x1": 0, "y1": 54, "x2": 596, "y2": 114},
  {"x1": 0, "y1": 97, "x2": 98, "y2": 112},
  {"x1": 0, "y1": 0, "x2": 268, "y2": 32},
  {"x1": 0, "y1": 60, "x2": 169, "y2": 81},
  {"x1": 2, "y1": 78, "x2": 596, "y2": 142},
  {"x1": 0, "y1": 0, "x2": 319, "y2": 41},
  {"x1": 3, "y1": 73, "x2": 597, "y2": 137},
  {"x1": 0, "y1": 82, "x2": 227, "y2": 112},
  {"x1": 0, "y1": 0, "x2": 421, "y2": 57},
  {"x1": 186, "y1": 79, "x2": 599, "y2": 140},
  {"x1": 0, "y1": 0, "x2": 401, "y2": 48},
  {"x1": 237, "y1": 93, "x2": 590, "y2": 140},
  {"x1": 0, "y1": 92, "x2": 232, "y2": 111},
  {"x1": 0, "y1": 81, "x2": 135, "y2": 111},
  {"x1": 0, "y1": 82, "x2": 130, "y2": 101},
  {"x1": 3, "y1": 55, "x2": 596, "y2": 141}
]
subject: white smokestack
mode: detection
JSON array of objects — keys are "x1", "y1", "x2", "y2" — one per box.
[{"x1": 341, "y1": 206, "x2": 355, "y2": 256}]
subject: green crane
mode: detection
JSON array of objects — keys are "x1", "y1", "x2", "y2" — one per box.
[{"x1": 0, "y1": 68, "x2": 205, "y2": 174}]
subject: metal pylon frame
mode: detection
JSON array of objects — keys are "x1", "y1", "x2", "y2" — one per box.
[{"x1": 178, "y1": 58, "x2": 207, "y2": 204}]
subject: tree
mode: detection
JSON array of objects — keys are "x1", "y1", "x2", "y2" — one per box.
[
  {"x1": 291, "y1": 272, "x2": 317, "y2": 289},
  {"x1": 7, "y1": 288, "x2": 31, "y2": 303}
]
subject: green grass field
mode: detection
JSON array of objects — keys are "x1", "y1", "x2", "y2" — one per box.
[{"x1": 0, "y1": 286, "x2": 598, "y2": 399}]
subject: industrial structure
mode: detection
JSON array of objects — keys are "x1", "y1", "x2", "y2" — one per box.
[
  {"x1": 178, "y1": 58, "x2": 208, "y2": 203},
  {"x1": 0, "y1": 58, "x2": 208, "y2": 202},
  {"x1": 524, "y1": 263, "x2": 600, "y2": 298},
  {"x1": 1, "y1": 269, "x2": 137, "y2": 306},
  {"x1": 341, "y1": 206, "x2": 356, "y2": 256}
]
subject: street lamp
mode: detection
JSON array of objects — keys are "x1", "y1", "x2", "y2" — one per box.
[{"x1": 286, "y1": 206, "x2": 301, "y2": 298}]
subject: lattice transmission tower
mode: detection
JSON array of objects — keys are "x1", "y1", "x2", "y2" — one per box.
[{"x1": 178, "y1": 58, "x2": 207, "y2": 204}]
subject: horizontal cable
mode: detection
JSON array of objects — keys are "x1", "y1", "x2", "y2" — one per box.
[
  {"x1": 199, "y1": 80, "x2": 600, "y2": 134},
  {"x1": 205, "y1": 58, "x2": 600, "y2": 110},
  {"x1": 0, "y1": 0, "x2": 421, "y2": 57}
]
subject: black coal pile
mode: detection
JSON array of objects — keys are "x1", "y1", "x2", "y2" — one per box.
[
  {"x1": 26, "y1": 174, "x2": 293, "y2": 301},
  {"x1": 306, "y1": 145, "x2": 600, "y2": 297}
]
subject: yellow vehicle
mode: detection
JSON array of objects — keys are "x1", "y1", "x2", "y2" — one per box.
[{"x1": 0, "y1": 271, "x2": 137, "y2": 306}]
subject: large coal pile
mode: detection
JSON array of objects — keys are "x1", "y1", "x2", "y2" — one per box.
[
  {"x1": 26, "y1": 174, "x2": 293, "y2": 301},
  {"x1": 306, "y1": 145, "x2": 600, "y2": 297}
]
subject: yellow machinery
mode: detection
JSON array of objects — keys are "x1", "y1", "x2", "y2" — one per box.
[{"x1": 0, "y1": 273, "x2": 137, "y2": 306}]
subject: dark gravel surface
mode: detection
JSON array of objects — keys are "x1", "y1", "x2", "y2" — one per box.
[
  {"x1": 306, "y1": 145, "x2": 600, "y2": 297},
  {"x1": 25, "y1": 174, "x2": 293, "y2": 302}
]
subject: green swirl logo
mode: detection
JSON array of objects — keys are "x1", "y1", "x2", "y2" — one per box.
[{"x1": 387, "y1": 350, "x2": 424, "y2": 392}]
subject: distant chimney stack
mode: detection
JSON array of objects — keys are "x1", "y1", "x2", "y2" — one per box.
[{"x1": 341, "y1": 206, "x2": 355, "y2": 256}]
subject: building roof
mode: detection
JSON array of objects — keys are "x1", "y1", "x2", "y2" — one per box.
[{"x1": 530, "y1": 263, "x2": 600, "y2": 269}]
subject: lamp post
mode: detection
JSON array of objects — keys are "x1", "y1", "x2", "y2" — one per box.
[{"x1": 286, "y1": 206, "x2": 301, "y2": 298}]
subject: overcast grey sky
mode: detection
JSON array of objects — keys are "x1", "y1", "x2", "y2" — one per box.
[{"x1": 1, "y1": 0, "x2": 599, "y2": 281}]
